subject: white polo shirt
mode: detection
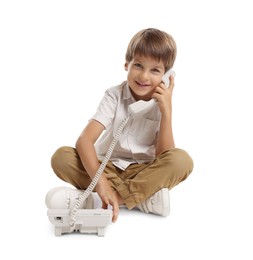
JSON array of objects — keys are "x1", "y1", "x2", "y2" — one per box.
[{"x1": 91, "y1": 81, "x2": 161, "y2": 170}]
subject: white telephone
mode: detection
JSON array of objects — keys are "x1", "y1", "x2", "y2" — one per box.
[
  {"x1": 128, "y1": 69, "x2": 175, "y2": 117},
  {"x1": 46, "y1": 69, "x2": 175, "y2": 236}
]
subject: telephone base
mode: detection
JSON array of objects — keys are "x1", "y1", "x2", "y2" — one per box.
[{"x1": 47, "y1": 208, "x2": 112, "y2": 237}]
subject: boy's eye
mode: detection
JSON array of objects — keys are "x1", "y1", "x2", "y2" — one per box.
[
  {"x1": 134, "y1": 63, "x2": 142, "y2": 68},
  {"x1": 152, "y1": 68, "x2": 161, "y2": 73}
]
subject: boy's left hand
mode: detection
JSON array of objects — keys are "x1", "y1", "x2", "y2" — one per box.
[{"x1": 152, "y1": 74, "x2": 175, "y2": 115}]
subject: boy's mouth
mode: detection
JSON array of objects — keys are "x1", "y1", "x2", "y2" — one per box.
[{"x1": 135, "y1": 81, "x2": 150, "y2": 87}]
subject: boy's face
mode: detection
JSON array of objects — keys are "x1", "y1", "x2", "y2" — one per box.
[{"x1": 125, "y1": 54, "x2": 166, "y2": 101}]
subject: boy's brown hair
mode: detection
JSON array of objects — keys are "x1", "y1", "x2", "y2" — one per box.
[{"x1": 125, "y1": 28, "x2": 177, "y2": 71}]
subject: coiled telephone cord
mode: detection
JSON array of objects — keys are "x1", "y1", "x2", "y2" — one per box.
[{"x1": 69, "y1": 116, "x2": 130, "y2": 230}]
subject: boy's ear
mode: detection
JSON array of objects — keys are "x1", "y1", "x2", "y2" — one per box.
[{"x1": 124, "y1": 62, "x2": 128, "y2": 71}]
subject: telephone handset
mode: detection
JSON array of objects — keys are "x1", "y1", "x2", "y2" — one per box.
[
  {"x1": 128, "y1": 70, "x2": 175, "y2": 117},
  {"x1": 162, "y1": 69, "x2": 175, "y2": 88}
]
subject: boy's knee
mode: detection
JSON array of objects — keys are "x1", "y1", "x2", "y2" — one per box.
[
  {"x1": 51, "y1": 146, "x2": 73, "y2": 172},
  {"x1": 161, "y1": 148, "x2": 194, "y2": 176},
  {"x1": 175, "y1": 148, "x2": 193, "y2": 172}
]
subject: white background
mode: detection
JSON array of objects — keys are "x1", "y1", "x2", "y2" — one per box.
[{"x1": 1, "y1": 0, "x2": 252, "y2": 259}]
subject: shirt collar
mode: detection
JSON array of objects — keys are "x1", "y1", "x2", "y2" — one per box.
[{"x1": 123, "y1": 81, "x2": 135, "y2": 101}]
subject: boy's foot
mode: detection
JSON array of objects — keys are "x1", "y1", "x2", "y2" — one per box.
[
  {"x1": 137, "y1": 188, "x2": 170, "y2": 217},
  {"x1": 45, "y1": 187, "x2": 98, "y2": 209}
]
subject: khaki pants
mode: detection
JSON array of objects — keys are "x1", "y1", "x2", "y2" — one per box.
[{"x1": 51, "y1": 146, "x2": 194, "y2": 209}]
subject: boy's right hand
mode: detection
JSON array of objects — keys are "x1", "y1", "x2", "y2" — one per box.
[{"x1": 96, "y1": 175, "x2": 119, "y2": 223}]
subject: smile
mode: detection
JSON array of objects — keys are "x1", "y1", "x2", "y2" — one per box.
[{"x1": 135, "y1": 81, "x2": 150, "y2": 87}]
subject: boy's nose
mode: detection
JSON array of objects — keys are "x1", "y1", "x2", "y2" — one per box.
[{"x1": 139, "y1": 71, "x2": 149, "y2": 81}]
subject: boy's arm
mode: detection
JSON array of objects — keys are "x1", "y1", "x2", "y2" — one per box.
[
  {"x1": 156, "y1": 111, "x2": 175, "y2": 156},
  {"x1": 75, "y1": 120, "x2": 119, "y2": 222},
  {"x1": 152, "y1": 75, "x2": 175, "y2": 156}
]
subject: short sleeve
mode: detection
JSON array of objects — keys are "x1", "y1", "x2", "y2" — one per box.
[{"x1": 90, "y1": 88, "x2": 118, "y2": 129}]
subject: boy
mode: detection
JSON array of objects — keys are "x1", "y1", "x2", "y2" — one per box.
[{"x1": 46, "y1": 28, "x2": 194, "y2": 223}]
